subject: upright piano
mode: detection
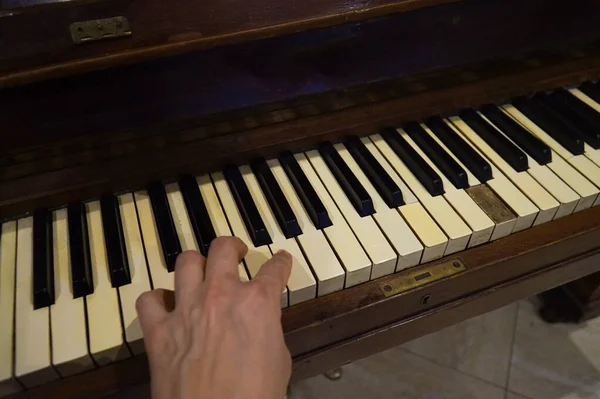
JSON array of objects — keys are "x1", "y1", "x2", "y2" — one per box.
[{"x1": 2, "y1": 0, "x2": 600, "y2": 397}]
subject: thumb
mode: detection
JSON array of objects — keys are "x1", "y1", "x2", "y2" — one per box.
[{"x1": 136, "y1": 289, "x2": 173, "y2": 332}]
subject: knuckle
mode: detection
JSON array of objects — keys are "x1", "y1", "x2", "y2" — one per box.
[
  {"x1": 135, "y1": 290, "x2": 154, "y2": 312},
  {"x1": 177, "y1": 250, "x2": 204, "y2": 266}
]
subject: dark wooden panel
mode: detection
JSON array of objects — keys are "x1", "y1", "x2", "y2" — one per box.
[
  {"x1": 2, "y1": 0, "x2": 599, "y2": 87},
  {"x1": 2, "y1": 42, "x2": 600, "y2": 219},
  {"x1": 8, "y1": 203, "x2": 600, "y2": 399}
]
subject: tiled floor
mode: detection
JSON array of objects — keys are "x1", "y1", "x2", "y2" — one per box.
[{"x1": 106, "y1": 298, "x2": 600, "y2": 399}]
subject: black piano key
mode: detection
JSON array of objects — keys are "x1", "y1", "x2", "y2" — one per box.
[
  {"x1": 480, "y1": 104, "x2": 552, "y2": 165},
  {"x1": 148, "y1": 182, "x2": 181, "y2": 271},
  {"x1": 179, "y1": 176, "x2": 217, "y2": 257},
  {"x1": 513, "y1": 96, "x2": 585, "y2": 155},
  {"x1": 67, "y1": 202, "x2": 94, "y2": 298},
  {"x1": 318, "y1": 141, "x2": 375, "y2": 217},
  {"x1": 552, "y1": 88, "x2": 600, "y2": 130},
  {"x1": 224, "y1": 165, "x2": 272, "y2": 247},
  {"x1": 100, "y1": 195, "x2": 131, "y2": 288},
  {"x1": 380, "y1": 127, "x2": 444, "y2": 196},
  {"x1": 251, "y1": 158, "x2": 302, "y2": 238},
  {"x1": 425, "y1": 117, "x2": 493, "y2": 183},
  {"x1": 404, "y1": 122, "x2": 469, "y2": 189},
  {"x1": 547, "y1": 90, "x2": 600, "y2": 149},
  {"x1": 33, "y1": 208, "x2": 54, "y2": 309},
  {"x1": 580, "y1": 81, "x2": 600, "y2": 103},
  {"x1": 279, "y1": 151, "x2": 332, "y2": 229},
  {"x1": 344, "y1": 136, "x2": 405, "y2": 208},
  {"x1": 460, "y1": 109, "x2": 529, "y2": 172}
]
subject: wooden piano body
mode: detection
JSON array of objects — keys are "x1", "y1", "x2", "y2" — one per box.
[{"x1": 2, "y1": 0, "x2": 600, "y2": 397}]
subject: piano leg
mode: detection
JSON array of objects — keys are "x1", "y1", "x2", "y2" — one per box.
[{"x1": 538, "y1": 271, "x2": 600, "y2": 323}]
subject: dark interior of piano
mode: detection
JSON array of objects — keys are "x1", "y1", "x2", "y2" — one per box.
[{"x1": 1, "y1": 0, "x2": 600, "y2": 397}]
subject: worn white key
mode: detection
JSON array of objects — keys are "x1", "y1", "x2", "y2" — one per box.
[
  {"x1": 0, "y1": 222, "x2": 22, "y2": 397},
  {"x1": 134, "y1": 191, "x2": 175, "y2": 291},
  {"x1": 117, "y1": 193, "x2": 152, "y2": 355},
  {"x1": 268, "y1": 159, "x2": 345, "y2": 294},
  {"x1": 240, "y1": 165, "x2": 316, "y2": 305},
  {"x1": 197, "y1": 175, "x2": 249, "y2": 282},
  {"x1": 165, "y1": 183, "x2": 200, "y2": 252},
  {"x1": 403, "y1": 126, "x2": 495, "y2": 247},
  {"x1": 50, "y1": 209, "x2": 94, "y2": 377},
  {"x1": 361, "y1": 137, "x2": 447, "y2": 262},
  {"x1": 369, "y1": 131, "x2": 471, "y2": 255},
  {"x1": 295, "y1": 153, "x2": 372, "y2": 287},
  {"x1": 503, "y1": 104, "x2": 600, "y2": 205},
  {"x1": 335, "y1": 143, "x2": 423, "y2": 270},
  {"x1": 478, "y1": 111, "x2": 579, "y2": 219},
  {"x1": 443, "y1": 119, "x2": 538, "y2": 232},
  {"x1": 449, "y1": 115, "x2": 559, "y2": 225},
  {"x1": 211, "y1": 172, "x2": 287, "y2": 307},
  {"x1": 306, "y1": 150, "x2": 397, "y2": 279},
  {"x1": 85, "y1": 201, "x2": 129, "y2": 366},
  {"x1": 423, "y1": 123, "x2": 517, "y2": 240},
  {"x1": 14, "y1": 217, "x2": 58, "y2": 388}
]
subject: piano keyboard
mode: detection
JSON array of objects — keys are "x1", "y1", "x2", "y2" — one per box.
[{"x1": 2, "y1": 82, "x2": 600, "y2": 395}]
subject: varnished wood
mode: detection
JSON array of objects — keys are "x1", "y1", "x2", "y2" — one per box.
[
  {"x1": 4, "y1": 0, "x2": 599, "y2": 87},
  {"x1": 2, "y1": 41, "x2": 600, "y2": 220},
  {"x1": 8, "y1": 200, "x2": 600, "y2": 399}
]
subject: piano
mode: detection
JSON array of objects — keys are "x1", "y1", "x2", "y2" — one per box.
[{"x1": 2, "y1": 0, "x2": 600, "y2": 397}]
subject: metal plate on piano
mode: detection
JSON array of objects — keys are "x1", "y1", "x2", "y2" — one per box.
[
  {"x1": 70, "y1": 17, "x2": 132, "y2": 44},
  {"x1": 379, "y1": 258, "x2": 467, "y2": 297}
]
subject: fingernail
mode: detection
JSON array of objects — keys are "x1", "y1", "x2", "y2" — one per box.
[{"x1": 275, "y1": 249, "x2": 292, "y2": 261}]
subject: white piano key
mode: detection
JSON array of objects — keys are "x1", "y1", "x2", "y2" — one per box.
[
  {"x1": 85, "y1": 201, "x2": 129, "y2": 366},
  {"x1": 334, "y1": 143, "x2": 423, "y2": 270},
  {"x1": 306, "y1": 150, "x2": 397, "y2": 279},
  {"x1": 423, "y1": 124, "x2": 517, "y2": 240},
  {"x1": 211, "y1": 172, "x2": 288, "y2": 307},
  {"x1": 165, "y1": 182, "x2": 200, "y2": 252},
  {"x1": 294, "y1": 153, "x2": 372, "y2": 287},
  {"x1": 449, "y1": 115, "x2": 559, "y2": 225},
  {"x1": 267, "y1": 159, "x2": 345, "y2": 294},
  {"x1": 404, "y1": 126, "x2": 495, "y2": 247},
  {"x1": 197, "y1": 174, "x2": 249, "y2": 282},
  {"x1": 50, "y1": 209, "x2": 94, "y2": 377},
  {"x1": 502, "y1": 104, "x2": 600, "y2": 204},
  {"x1": 568, "y1": 88, "x2": 600, "y2": 167},
  {"x1": 117, "y1": 193, "x2": 152, "y2": 355},
  {"x1": 442, "y1": 118, "x2": 538, "y2": 232},
  {"x1": 369, "y1": 131, "x2": 471, "y2": 255},
  {"x1": 478, "y1": 111, "x2": 579, "y2": 219},
  {"x1": 133, "y1": 191, "x2": 175, "y2": 291},
  {"x1": 240, "y1": 165, "x2": 316, "y2": 305},
  {"x1": 0, "y1": 222, "x2": 22, "y2": 397},
  {"x1": 363, "y1": 136, "x2": 448, "y2": 262},
  {"x1": 14, "y1": 217, "x2": 58, "y2": 388}
]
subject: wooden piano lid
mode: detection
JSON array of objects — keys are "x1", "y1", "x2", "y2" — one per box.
[{"x1": 0, "y1": 0, "x2": 460, "y2": 87}]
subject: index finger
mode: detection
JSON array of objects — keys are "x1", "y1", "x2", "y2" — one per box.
[
  {"x1": 205, "y1": 236, "x2": 248, "y2": 282},
  {"x1": 253, "y1": 250, "x2": 292, "y2": 297}
]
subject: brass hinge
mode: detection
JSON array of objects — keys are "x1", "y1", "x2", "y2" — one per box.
[{"x1": 70, "y1": 16, "x2": 131, "y2": 44}]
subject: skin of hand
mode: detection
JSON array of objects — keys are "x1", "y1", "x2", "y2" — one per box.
[{"x1": 136, "y1": 236, "x2": 293, "y2": 399}]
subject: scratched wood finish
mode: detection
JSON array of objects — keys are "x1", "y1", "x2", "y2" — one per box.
[
  {"x1": 8, "y1": 202, "x2": 600, "y2": 399},
  {"x1": 2, "y1": 41, "x2": 600, "y2": 220},
  {"x1": 2, "y1": 0, "x2": 600, "y2": 87}
]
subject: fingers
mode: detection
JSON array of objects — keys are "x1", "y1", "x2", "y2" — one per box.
[
  {"x1": 253, "y1": 250, "x2": 292, "y2": 299},
  {"x1": 136, "y1": 289, "x2": 172, "y2": 332},
  {"x1": 205, "y1": 236, "x2": 248, "y2": 282},
  {"x1": 175, "y1": 250, "x2": 206, "y2": 305}
]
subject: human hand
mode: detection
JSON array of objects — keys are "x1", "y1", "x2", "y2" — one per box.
[{"x1": 136, "y1": 236, "x2": 293, "y2": 399}]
